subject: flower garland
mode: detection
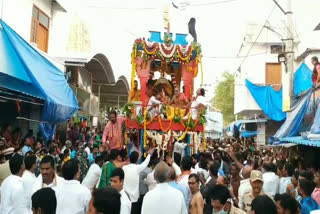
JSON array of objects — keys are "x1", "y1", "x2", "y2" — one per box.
[
  {"x1": 143, "y1": 109, "x2": 147, "y2": 148},
  {"x1": 159, "y1": 43, "x2": 176, "y2": 58},
  {"x1": 176, "y1": 113, "x2": 191, "y2": 141},
  {"x1": 131, "y1": 43, "x2": 137, "y2": 93},
  {"x1": 203, "y1": 123, "x2": 206, "y2": 151},
  {"x1": 124, "y1": 118, "x2": 128, "y2": 145},
  {"x1": 158, "y1": 115, "x2": 173, "y2": 132},
  {"x1": 177, "y1": 45, "x2": 193, "y2": 62},
  {"x1": 200, "y1": 55, "x2": 204, "y2": 88},
  {"x1": 143, "y1": 40, "x2": 158, "y2": 55}
]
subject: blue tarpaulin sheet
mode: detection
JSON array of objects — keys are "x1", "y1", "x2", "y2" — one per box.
[
  {"x1": 294, "y1": 63, "x2": 312, "y2": 97},
  {"x1": 310, "y1": 100, "x2": 320, "y2": 135},
  {"x1": 246, "y1": 79, "x2": 286, "y2": 121},
  {"x1": 0, "y1": 22, "x2": 44, "y2": 99},
  {"x1": 0, "y1": 19, "x2": 78, "y2": 139},
  {"x1": 148, "y1": 31, "x2": 188, "y2": 45},
  {"x1": 271, "y1": 89, "x2": 313, "y2": 142},
  {"x1": 226, "y1": 119, "x2": 267, "y2": 137},
  {"x1": 241, "y1": 130, "x2": 259, "y2": 138},
  {"x1": 278, "y1": 136, "x2": 320, "y2": 147}
]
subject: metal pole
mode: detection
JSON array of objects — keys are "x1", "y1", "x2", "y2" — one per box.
[
  {"x1": 283, "y1": 0, "x2": 294, "y2": 111},
  {"x1": 272, "y1": 0, "x2": 287, "y2": 15},
  {"x1": 117, "y1": 96, "x2": 120, "y2": 109}
]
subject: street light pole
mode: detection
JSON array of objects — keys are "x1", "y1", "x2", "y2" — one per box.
[
  {"x1": 272, "y1": 0, "x2": 295, "y2": 111},
  {"x1": 283, "y1": 0, "x2": 294, "y2": 111}
]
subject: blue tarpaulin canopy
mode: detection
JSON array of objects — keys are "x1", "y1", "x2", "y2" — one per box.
[
  {"x1": 226, "y1": 118, "x2": 267, "y2": 137},
  {"x1": 245, "y1": 63, "x2": 312, "y2": 122},
  {"x1": 245, "y1": 79, "x2": 286, "y2": 121},
  {"x1": 293, "y1": 63, "x2": 313, "y2": 97},
  {"x1": 241, "y1": 130, "x2": 259, "y2": 138},
  {"x1": 271, "y1": 89, "x2": 313, "y2": 143},
  {"x1": 277, "y1": 136, "x2": 320, "y2": 147},
  {"x1": 0, "y1": 19, "x2": 78, "y2": 139}
]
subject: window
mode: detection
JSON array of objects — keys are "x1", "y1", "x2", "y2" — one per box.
[
  {"x1": 270, "y1": 45, "x2": 285, "y2": 54},
  {"x1": 30, "y1": 5, "x2": 49, "y2": 52},
  {"x1": 266, "y1": 63, "x2": 282, "y2": 91}
]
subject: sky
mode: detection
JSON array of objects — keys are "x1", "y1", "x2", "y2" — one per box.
[{"x1": 62, "y1": 0, "x2": 320, "y2": 101}]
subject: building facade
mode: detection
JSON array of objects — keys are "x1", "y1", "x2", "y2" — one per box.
[
  {"x1": 234, "y1": 23, "x2": 285, "y2": 144},
  {"x1": 0, "y1": 0, "x2": 68, "y2": 136}
]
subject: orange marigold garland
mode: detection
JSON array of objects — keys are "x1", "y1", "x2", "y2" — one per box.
[{"x1": 158, "y1": 116, "x2": 173, "y2": 133}]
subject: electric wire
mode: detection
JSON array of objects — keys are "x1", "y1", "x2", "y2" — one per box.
[{"x1": 237, "y1": 5, "x2": 276, "y2": 70}]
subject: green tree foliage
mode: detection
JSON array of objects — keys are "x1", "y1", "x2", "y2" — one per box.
[{"x1": 213, "y1": 71, "x2": 235, "y2": 126}]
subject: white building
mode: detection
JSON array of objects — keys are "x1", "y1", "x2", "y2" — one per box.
[
  {"x1": 234, "y1": 23, "x2": 285, "y2": 144},
  {"x1": 205, "y1": 105, "x2": 223, "y2": 139},
  {"x1": 0, "y1": 0, "x2": 68, "y2": 70},
  {"x1": 0, "y1": 0, "x2": 70, "y2": 135}
]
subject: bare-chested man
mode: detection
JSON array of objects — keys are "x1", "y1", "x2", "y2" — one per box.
[{"x1": 188, "y1": 173, "x2": 204, "y2": 214}]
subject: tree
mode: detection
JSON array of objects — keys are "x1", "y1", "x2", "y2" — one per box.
[{"x1": 213, "y1": 71, "x2": 235, "y2": 126}]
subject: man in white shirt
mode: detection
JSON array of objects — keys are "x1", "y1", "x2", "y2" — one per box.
[
  {"x1": 185, "y1": 88, "x2": 207, "y2": 120},
  {"x1": 147, "y1": 93, "x2": 162, "y2": 117},
  {"x1": 145, "y1": 159, "x2": 159, "y2": 191},
  {"x1": 238, "y1": 165, "x2": 252, "y2": 210},
  {"x1": 176, "y1": 156, "x2": 193, "y2": 207},
  {"x1": 54, "y1": 159, "x2": 91, "y2": 214},
  {"x1": 32, "y1": 156, "x2": 64, "y2": 194},
  {"x1": 279, "y1": 163, "x2": 294, "y2": 194},
  {"x1": 82, "y1": 156, "x2": 104, "y2": 191},
  {"x1": 22, "y1": 155, "x2": 37, "y2": 212},
  {"x1": 262, "y1": 162, "x2": 279, "y2": 198},
  {"x1": 173, "y1": 141, "x2": 188, "y2": 161},
  {"x1": 0, "y1": 153, "x2": 30, "y2": 214},
  {"x1": 110, "y1": 168, "x2": 131, "y2": 214},
  {"x1": 142, "y1": 161, "x2": 187, "y2": 214},
  {"x1": 123, "y1": 147, "x2": 155, "y2": 214}
]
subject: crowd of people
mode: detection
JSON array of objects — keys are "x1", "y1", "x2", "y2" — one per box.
[{"x1": 0, "y1": 118, "x2": 320, "y2": 214}]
